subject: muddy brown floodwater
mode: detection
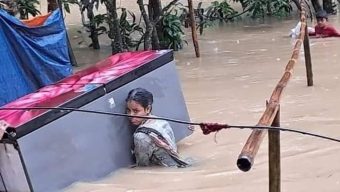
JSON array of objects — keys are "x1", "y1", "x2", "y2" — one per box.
[{"x1": 36, "y1": 1, "x2": 340, "y2": 191}]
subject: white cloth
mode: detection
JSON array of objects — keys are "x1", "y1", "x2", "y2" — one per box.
[
  {"x1": 132, "y1": 116, "x2": 189, "y2": 167},
  {"x1": 289, "y1": 22, "x2": 315, "y2": 39}
]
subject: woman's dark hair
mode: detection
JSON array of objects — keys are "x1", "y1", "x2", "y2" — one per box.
[{"x1": 126, "y1": 88, "x2": 153, "y2": 109}]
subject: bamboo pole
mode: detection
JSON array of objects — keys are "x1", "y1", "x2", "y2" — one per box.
[
  {"x1": 236, "y1": 0, "x2": 307, "y2": 172},
  {"x1": 188, "y1": 0, "x2": 200, "y2": 58},
  {"x1": 303, "y1": 26, "x2": 313, "y2": 86},
  {"x1": 269, "y1": 106, "x2": 281, "y2": 192}
]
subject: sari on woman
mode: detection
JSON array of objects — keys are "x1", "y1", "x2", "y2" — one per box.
[{"x1": 132, "y1": 116, "x2": 189, "y2": 167}]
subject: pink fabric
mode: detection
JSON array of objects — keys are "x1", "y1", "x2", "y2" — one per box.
[{"x1": 0, "y1": 51, "x2": 166, "y2": 128}]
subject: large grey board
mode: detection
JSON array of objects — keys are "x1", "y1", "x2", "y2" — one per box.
[
  {"x1": 17, "y1": 61, "x2": 191, "y2": 192},
  {"x1": 0, "y1": 143, "x2": 30, "y2": 192}
]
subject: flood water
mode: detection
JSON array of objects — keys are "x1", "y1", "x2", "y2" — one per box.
[{"x1": 36, "y1": 1, "x2": 340, "y2": 191}]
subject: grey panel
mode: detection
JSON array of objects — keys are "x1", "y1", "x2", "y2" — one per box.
[
  {"x1": 105, "y1": 60, "x2": 192, "y2": 142},
  {"x1": 17, "y1": 61, "x2": 191, "y2": 192},
  {"x1": 0, "y1": 143, "x2": 30, "y2": 192}
]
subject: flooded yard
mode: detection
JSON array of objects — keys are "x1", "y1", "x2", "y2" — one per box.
[{"x1": 35, "y1": 1, "x2": 340, "y2": 191}]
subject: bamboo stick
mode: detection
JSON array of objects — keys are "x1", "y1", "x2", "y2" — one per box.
[{"x1": 236, "y1": 0, "x2": 307, "y2": 172}]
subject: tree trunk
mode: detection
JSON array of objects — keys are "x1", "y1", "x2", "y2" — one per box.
[
  {"x1": 148, "y1": 0, "x2": 161, "y2": 50},
  {"x1": 291, "y1": 0, "x2": 302, "y2": 10},
  {"x1": 104, "y1": 0, "x2": 124, "y2": 54},
  {"x1": 188, "y1": 0, "x2": 200, "y2": 57},
  {"x1": 311, "y1": 0, "x2": 322, "y2": 12},
  {"x1": 137, "y1": 0, "x2": 153, "y2": 50},
  {"x1": 47, "y1": 0, "x2": 58, "y2": 12},
  {"x1": 154, "y1": 0, "x2": 163, "y2": 45},
  {"x1": 121, "y1": 8, "x2": 130, "y2": 51},
  {"x1": 152, "y1": 0, "x2": 180, "y2": 29},
  {"x1": 87, "y1": 1, "x2": 100, "y2": 49},
  {"x1": 137, "y1": 0, "x2": 180, "y2": 50},
  {"x1": 19, "y1": 9, "x2": 27, "y2": 19},
  {"x1": 151, "y1": 26, "x2": 160, "y2": 50},
  {"x1": 239, "y1": 0, "x2": 249, "y2": 10},
  {"x1": 266, "y1": 0, "x2": 273, "y2": 16},
  {"x1": 323, "y1": 0, "x2": 335, "y2": 14}
]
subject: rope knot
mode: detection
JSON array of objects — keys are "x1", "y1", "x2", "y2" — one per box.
[{"x1": 199, "y1": 123, "x2": 230, "y2": 135}]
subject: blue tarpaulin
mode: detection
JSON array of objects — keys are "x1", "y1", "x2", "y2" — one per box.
[{"x1": 0, "y1": 9, "x2": 72, "y2": 106}]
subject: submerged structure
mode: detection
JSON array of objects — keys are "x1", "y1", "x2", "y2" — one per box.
[{"x1": 0, "y1": 50, "x2": 192, "y2": 192}]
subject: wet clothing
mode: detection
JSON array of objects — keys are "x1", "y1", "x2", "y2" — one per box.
[
  {"x1": 309, "y1": 24, "x2": 340, "y2": 37},
  {"x1": 289, "y1": 21, "x2": 315, "y2": 39},
  {"x1": 132, "y1": 116, "x2": 189, "y2": 167}
]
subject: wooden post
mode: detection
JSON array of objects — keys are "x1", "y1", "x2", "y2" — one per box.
[
  {"x1": 303, "y1": 26, "x2": 313, "y2": 86},
  {"x1": 187, "y1": 0, "x2": 200, "y2": 58},
  {"x1": 269, "y1": 106, "x2": 281, "y2": 192}
]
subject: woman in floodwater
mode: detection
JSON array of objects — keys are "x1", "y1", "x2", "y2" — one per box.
[{"x1": 126, "y1": 88, "x2": 189, "y2": 168}]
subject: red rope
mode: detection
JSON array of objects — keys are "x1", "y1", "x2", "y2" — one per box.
[{"x1": 199, "y1": 123, "x2": 230, "y2": 135}]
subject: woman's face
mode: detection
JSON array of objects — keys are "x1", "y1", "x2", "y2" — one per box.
[{"x1": 126, "y1": 100, "x2": 151, "y2": 126}]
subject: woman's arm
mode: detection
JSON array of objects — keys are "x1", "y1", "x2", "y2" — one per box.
[{"x1": 133, "y1": 132, "x2": 155, "y2": 166}]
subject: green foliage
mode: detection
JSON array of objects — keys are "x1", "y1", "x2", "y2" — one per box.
[
  {"x1": 69, "y1": 0, "x2": 144, "y2": 50},
  {"x1": 73, "y1": 0, "x2": 103, "y2": 48},
  {"x1": 271, "y1": 0, "x2": 293, "y2": 17},
  {"x1": 161, "y1": 9, "x2": 187, "y2": 51},
  {"x1": 119, "y1": 8, "x2": 144, "y2": 50},
  {"x1": 59, "y1": 0, "x2": 295, "y2": 53},
  {"x1": 92, "y1": 14, "x2": 107, "y2": 35},
  {"x1": 233, "y1": 0, "x2": 292, "y2": 18},
  {"x1": 206, "y1": 0, "x2": 238, "y2": 21},
  {"x1": 61, "y1": 0, "x2": 79, "y2": 13},
  {"x1": 247, "y1": 0, "x2": 267, "y2": 18},
  {"x1": 177, "y1": 1, "x2": 238, "y2": 36},
  {"x1": 17, "y1": 0, "x2": 40, "y2": 19},
  {"x1": 76, "y1": 13, "x2": 107, "y2": 47},
  {"x1": 172, "y1": 0, "x2": 292, "y2": 38},
  {"x1": 85, "y1": 11, "x2": 107, "y2": 37}
]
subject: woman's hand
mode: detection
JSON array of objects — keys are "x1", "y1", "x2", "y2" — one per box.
[{"x1": 0, "y1": 120, "x2": 9, "y2": 138}]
